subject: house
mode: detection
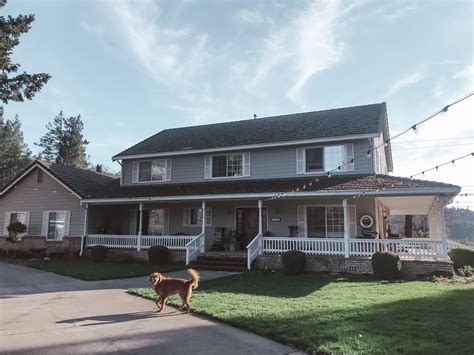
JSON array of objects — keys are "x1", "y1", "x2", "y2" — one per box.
[{"x1": 0, "y1": 103, "x2": 461, "y2": 275}]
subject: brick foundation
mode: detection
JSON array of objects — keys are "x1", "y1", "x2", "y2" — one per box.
[
  {"x1": 83, "y1": 248, "x2": 186, "y2": 263},
  {"x1": 254, "y1": 253, "x2": 453, "y2": 278},
  {"x1": 0, "y1": 235, "x2": 82, "y2": 257}
]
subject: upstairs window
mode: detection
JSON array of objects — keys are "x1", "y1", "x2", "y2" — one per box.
[
  {"x1": 132, "y1": 159, "x2": 171, "y2": 183},
  {"x1": 205, "y1": 153, "x2": 250, "y2": 179},
  {"x1": 297, "y1": 144, "x2": 354, "y2": 174}
]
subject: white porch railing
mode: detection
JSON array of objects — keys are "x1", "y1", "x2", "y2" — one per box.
[
  {"x1": 263, "y1": 237, "x2": 345, "y2": 255},
  {"x1": 185, "y1": 232, "x2": 205, "y2": 265},
  {"x1": 247, "y1": 233, "x2": 263, "y2": 270},
  {"x1": 87, "y1": 234, "x2": 196, "y2": 251},
  {"x1": 261, "y1": 237, "x2": 446, "y2": 259},
  {"x1": 447, "y1": 239, "x2": 474, "y2": 251}
]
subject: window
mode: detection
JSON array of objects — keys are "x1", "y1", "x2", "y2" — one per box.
[
  {"x1": 183, "y1": 207, "x2": 212, "y2": 226},
  {"x1": 147, "y1": 209, "x2": 168, "y2": 235},
  {"x1": 300, "y1": 205, "x2": 356, "y2": 238},
  {"x1": 43, "y1": 211, "x2": 69, "y2": 240},
  {"x1": 297, "y1": 144, "x2": 354, "y2": 174},
  {"x1": 133, "y1": 159, "x2": 171, "y2": 183},
  {"x1": 205, "y1": 153, "x2": 250, "y2": 179},
  {"x1": 3, "y1": 212, "x2": 29, "y2": 238}
]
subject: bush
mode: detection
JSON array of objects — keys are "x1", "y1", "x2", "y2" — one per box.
[
  {"x1": 91, "y1": 245, "x2": 108, "y2": 262},
  {"x1": 148, "y1": 245, "x2": 171, "y2": 265},
  {"x1": 282, "y1": 250, "x2": 306, "y2": 275},
  {"x1": 15, "y1": 250, "x2": 32, "y2": 259},
  {"x1": 371, "y1": 251, "x2": 402, "y2": 279},
  {"x1": 448, "y1": 248, "x2": 474, "y2": 269},
  {"x1": 456, "y1": 265, "x2": 473, "y2": 278},
  {"x1": 48, "y1": 251, "x2": 65, "y2": 260}
]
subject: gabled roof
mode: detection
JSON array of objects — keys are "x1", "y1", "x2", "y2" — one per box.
[
  {"x1": 113, "y1": 102, "x2": 387, "y2": 160},
  {"x1": 81, "y1": 174, "x2": 460, "y2": 202},
  {"x1": 0, "y1": 160, "x2": 118, "y2": 199}
]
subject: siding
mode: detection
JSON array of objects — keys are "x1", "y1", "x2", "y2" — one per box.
[
  {"x1": 122, "y1": 139, "x2": 374, "y2": 186},
  {"x1": 0, "y1": 167, "x2": 85, "y2": 236}
]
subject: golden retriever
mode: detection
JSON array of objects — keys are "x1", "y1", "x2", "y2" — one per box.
[{"x1": 149, "y1": 269, "x2": 199, "y2": 313}]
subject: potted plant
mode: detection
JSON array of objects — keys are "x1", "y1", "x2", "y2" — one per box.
[{"x1": 6, "y1": 221, "x2": 27, "y2": 257}]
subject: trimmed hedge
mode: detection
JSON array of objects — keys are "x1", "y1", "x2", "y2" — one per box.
[
  {"x1": 148, "y1": 245, "x2": 171, "y2": 265},
  {"x1": 371, "y1": 251, "x2": 402, "y2": 279},
  {"x1": 448, "y1": 248, "x2": 474, "y2": 269},
  {"x1": 91, "y1": 245, "x2": 108, "y2": 262},
  {"x1": 282, "y1": 250, "x2": 307, "y2": 275}
]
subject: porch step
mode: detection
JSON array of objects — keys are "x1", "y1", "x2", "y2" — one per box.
[{"x1": 190, "y1": 254, "x2": 248, "y2": 272}]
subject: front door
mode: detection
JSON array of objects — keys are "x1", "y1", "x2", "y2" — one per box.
[{"x1": 236, "y1": 207, "x2": 267, "y2": 249}]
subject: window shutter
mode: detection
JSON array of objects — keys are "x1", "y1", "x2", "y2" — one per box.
[
  {"x1": 42, "y1": 211, "x2": 49, "y2": 236},
  {"x1": 345, "y1": 144, "x2": 354, "y2": 171},
  {"x1": 297, "y1": 206, "x2": 306, "y2": 237},
  {"x1": 183, "y1": 208, "x2": 190, "y2": 226},
  {"x1": 204, "y1": 156, "x2": 212, "y2": 179},
  {"x1": 243, "y1": 153, "x2": 250, "y2": 176},
  {"x1": 64, "y1": 211, "x2": 71, "y2": 237},
  {"x1": 349, "y1": 205, "x2": 357, "y2": 237},
  {"x1": 3, "y1": 213, "x2": 11, "y2": 236},
  {"x1": 296, "y1": 148, "x2": 305, "y2": 174},
  {"x1": 132, "y1": 161, "x2": 139, "y2": 183},
  {"x1": 25, "y1": 212, "x2": 31, "y2": 235},
  {"x1": 165, "y1": 159, "x2": 172, "y2": 181},
  {"x1": 205, "y1": 207, "x2": 212, "y2": 226}
]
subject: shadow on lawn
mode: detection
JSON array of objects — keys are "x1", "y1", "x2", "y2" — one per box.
[{"x1": 224, "y1": 287, "x2": 474, "y2": 354}]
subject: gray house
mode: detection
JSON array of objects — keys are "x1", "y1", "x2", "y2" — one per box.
[{"x1": 0, "y1": 103, "x2": 461, "y2": 273}]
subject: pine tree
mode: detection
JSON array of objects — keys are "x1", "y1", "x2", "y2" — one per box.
[
  {"x1": 35, "y1": 111, "x2": 89, "y2": 168},
  {"x1": 1, "y1": 0, "x2": 51, "y2": 103},
  {"x1": 0, "y1": 109, "x2": 32, "y2": 188}
]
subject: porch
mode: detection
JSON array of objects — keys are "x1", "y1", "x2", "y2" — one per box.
[{"x1": 82, "y1": 193, "x2": 452, "y2": 269}]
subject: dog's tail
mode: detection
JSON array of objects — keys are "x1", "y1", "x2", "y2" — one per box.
[{"x1": 186, "y1": 268, "x2": 199, "y2": 289}]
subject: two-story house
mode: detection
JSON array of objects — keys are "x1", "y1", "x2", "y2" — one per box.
[{"x1": 0, "y1": 103, "x2": 460, "y2": 273}]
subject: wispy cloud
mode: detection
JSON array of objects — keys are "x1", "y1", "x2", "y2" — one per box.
[
  {"x1": 453, "y1": 64, "x2": 474, "y2": 80},
  {"x1": 80, "y1": 20, "x2": 105, "y2": 35},
  {"x1": 382, "y1": 4, "x2": 417, "y2": 23},
  {"x1": 388, "y1": 71, "x2": 424, "y2": 96},
  {"x1": 235, "y1": 9, "x2": 273, "y2": 25}
]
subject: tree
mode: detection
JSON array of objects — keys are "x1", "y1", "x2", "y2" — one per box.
[
  {"x1": 1, "y1": 0, "x2": 51, "y2": 104},
  {"x1": 35, "y1": 111, "x2": 89, "y2": 168},
  {"x1": 0, "y1": 108, "x2": 32, "y2": 188}
]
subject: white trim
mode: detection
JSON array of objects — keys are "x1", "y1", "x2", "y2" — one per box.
[
  {"x1": 233, "y1": 205, "x2": 269, "y2": 233},
  {"x1": 81, "y1": 187, "x2": 460, "y2": 204},
  {"x1": 112, "y1": 133, "x2": 379, "y2": 161},
  {"x1": 0, "y1": 163, "x2": 82, "y2": 199}
]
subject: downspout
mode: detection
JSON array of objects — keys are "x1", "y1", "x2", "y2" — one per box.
[{"x1": 80, "y1": 203, "x2": 88, "y2": 256}]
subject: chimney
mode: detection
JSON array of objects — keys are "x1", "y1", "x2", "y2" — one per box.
[
  {"x1": 253, "y1": 114, "x2": 257, "y2": 119},
  {"x1": 96, "y1": 164, "x2": 103, "y2": 173}
]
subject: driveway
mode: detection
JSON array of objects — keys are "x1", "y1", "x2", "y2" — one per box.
[{"x1": 0, "y1": 263, "x2": 300, "y2": 354}]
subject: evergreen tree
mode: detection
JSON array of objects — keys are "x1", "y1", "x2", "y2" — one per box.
[
  {"x1": 36, "y1": 111, "x2": 89, "y2": 168},
  {"x1": 1, "y1": 0, "x2": 51, "y2": 104},
  {"x1": 0, "y1": 108, "x2": 32, "y2": 188}
]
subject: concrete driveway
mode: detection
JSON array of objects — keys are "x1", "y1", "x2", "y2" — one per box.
[{"x1": 0, "y1": 262, "x2": 300, "y2": 354}]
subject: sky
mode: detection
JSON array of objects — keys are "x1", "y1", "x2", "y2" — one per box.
[{"x1": 2, "y1": 0, "x2": 474, "y2": 207}]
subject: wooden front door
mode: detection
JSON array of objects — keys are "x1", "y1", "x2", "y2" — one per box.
[{"x1": 236, "y1": 207, "x2": 267, "y2": 250}]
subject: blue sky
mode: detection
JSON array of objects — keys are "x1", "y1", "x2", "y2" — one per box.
[{"x1": 3, "y1": 0, "x2": 473, "y2": 204}]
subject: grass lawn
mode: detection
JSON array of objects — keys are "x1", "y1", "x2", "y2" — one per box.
[
  {"x1": 129, "y1": 273, "x2": 474, "y2": 354},
  {"x1": 28, "y1": 259, "x2": 184, "y2": 281}
]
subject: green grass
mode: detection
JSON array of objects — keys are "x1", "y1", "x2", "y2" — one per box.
[
  {"x1": 28, "y1": 259, "x2": 184, "y2": 281},
  {"x1": 129, "y1": 273, "x2": 474, "y2": 354}
]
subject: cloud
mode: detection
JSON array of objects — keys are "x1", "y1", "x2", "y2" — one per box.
[
  {"x1": 453, "y1": 64, "x2": 474, "y2": 80},
  {"x1": 382, "y1": 4, "x2": 417, "y2": 23},
  {"x1": 388, "y1": 71, "x2": 424, "y2": 96},
  {"x1": 80, "y1": 20, "x2": 105, "y2": 35},
  {"x1": 235, "y1": 9, "x2": 273, "y2": 25}
]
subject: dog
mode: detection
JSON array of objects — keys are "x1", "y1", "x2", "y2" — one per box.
[{"x1": 149, "y1": 269, "x2": 199, "y2": 313}]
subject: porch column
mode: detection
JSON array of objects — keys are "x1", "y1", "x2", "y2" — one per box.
[
  {"x1": 138, "y1": 203, "x2": 143, "y2": 251},
  {"x1": 201, "y1": 201, "x2": 206, "y2": 252},
  {"x1": 436, "y1": 197, "x2": 449, "y2": 260},
  {"x1": 80, "y1": 203, "x2": 88, "y2": 256},
  {"x1": 258, "y1": 200, "x2": 263, "y2": 235},
  {"x1": 343, "y1": 199, "x2": 350, "y2": 258}
]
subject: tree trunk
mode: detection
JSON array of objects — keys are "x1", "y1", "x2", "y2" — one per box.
[{"x1": 404, "y1": 215, "x2": 413, "y2": 238}]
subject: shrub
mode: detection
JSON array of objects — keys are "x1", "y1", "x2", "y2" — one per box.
[
  {"x1": 7, "y1": 221, "x2": 27, "y2": 238},
  {"x1": 91, "y1": 245, "x2": 108, "y2": 262},
  {"x1": 282, "y1": 250, "x2": 307, "y2": 275},
  {"x1": 448, "y1": 248, "x2": 474, "y2": 269},
  {"x1": 456, "y1": 265, "x2": 473, "y2": 278},
  {"x1": 48, "y1": 251, "x2": 65, "y2": 260},
  {"x1": 371, "y1": 251, "x2": 402, "y2": 279},
  {"x1": 15, "y1": 250, "x2": 32, "y2": 259},
  {"x1": 148, "y1": 245, "x2": 171, "y2": 265}
]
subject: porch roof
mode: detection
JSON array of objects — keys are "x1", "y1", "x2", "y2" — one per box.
[{"x1": 81, "y1": 174, "x2": 460, "y2": 203}]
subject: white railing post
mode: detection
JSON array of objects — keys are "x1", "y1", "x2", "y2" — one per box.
[
  {"x1": 258, "y1": 200, "x2": 263, "y2": 235},
  {"x1": 343, "y1": 198, "x2": 350, "y2": 258},
  {"x1": 138, "y1": 203, "x2": 143, "y2": 251},
  {"x1": 201, "y1": 201, "x2": 206, "y2": 252},
  {"x1": 437, "y1": 198, "x2": 449, "y2": 260}
]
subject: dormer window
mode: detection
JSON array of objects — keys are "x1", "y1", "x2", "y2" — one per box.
[
  {"x1": 132, "y1": 159, "x2": 171, "y2": 183},
  {"x1": 204, "y1": 153, "x2": 250, "y2": 179},
  {"x1": 297, "y1": 144, "x2": 354, "y2": 174}
]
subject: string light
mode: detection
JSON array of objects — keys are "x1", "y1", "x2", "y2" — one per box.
[
  {"x1": 412, "y1": 125, "x2": 418, "y2": 134},
  {"x1": 366, "y1": 150, "x2": 371, "y2": 159}
]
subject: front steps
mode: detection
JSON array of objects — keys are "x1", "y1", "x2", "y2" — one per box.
[{"x1": 190, "y1": 252, "x2": 247, "y2": 272}]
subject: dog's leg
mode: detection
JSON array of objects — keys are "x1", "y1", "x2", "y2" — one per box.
[
  {"x1": 159, "y1": 297, "x2": 168, "y2": 312},
  {"x1": 155, "y1": 297, "x2": 163, "y2": 312}
]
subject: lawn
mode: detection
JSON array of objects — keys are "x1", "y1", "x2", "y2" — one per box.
[
  {"x1": 28, "y1": 259, "x2": 184, "y2": 281},
  {"x1": 129, "y1": 273, "x2": 474, "y2": 354}
]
